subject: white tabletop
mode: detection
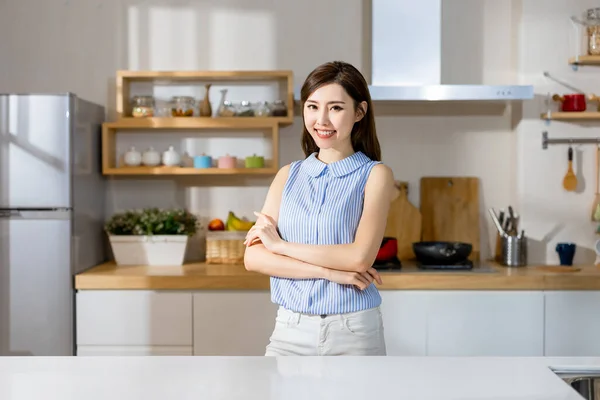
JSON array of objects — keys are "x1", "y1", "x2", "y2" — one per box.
[{"x1": 1, "y1": 356, "x2": 599, "y2": 400}]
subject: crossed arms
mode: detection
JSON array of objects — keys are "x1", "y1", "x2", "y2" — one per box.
[{"x1": 243, "y1": 163, "x2": 394, "y2": 289}]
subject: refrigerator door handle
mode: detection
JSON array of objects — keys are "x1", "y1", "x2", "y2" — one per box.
[{"x1": 0, "y1": 210, "x2": 21, "y2": 218}]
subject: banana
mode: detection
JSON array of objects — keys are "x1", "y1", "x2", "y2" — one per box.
[{"x1": 226, "y1": 211, "x2": 255, "y2": 231}]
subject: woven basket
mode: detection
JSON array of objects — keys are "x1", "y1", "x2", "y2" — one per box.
[{"x1": 205, "y1": 230, "x2": 248, "y2": 264}]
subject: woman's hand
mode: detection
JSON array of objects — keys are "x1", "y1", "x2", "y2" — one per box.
[
  {"x1": 243, "y1": 211, "x2": 285, "y2": 254},
  {"x1": 326, "y1": 268, "x2": 383, "y2": 290}
]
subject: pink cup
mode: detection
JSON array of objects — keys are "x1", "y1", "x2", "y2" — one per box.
[{"x1": 218, "y1": 154, "x2": 237, "y2": 169}]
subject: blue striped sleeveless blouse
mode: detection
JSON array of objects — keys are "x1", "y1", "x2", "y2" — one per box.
[{"x1": 271, "y1": 151, "x2": 382, "y2": 315}]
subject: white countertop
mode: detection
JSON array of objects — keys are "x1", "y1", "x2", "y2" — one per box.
[{"x1": 1, "y1": 356, "x2": 600, "y2": 399}]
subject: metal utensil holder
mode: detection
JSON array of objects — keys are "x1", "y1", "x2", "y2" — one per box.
[{"x1": 501, "y1": 235, "x2": 527, "y2": 267}]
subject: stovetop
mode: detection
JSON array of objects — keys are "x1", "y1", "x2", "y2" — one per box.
[
  {"x1": 416, "y1": 259, "x2": 474, "y2": 271},
  {"x1": 372, "y1": 257, "x2": 402, "y2": 271}
]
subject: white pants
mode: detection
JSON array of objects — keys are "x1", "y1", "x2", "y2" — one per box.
[{"x1": 264, "y1": 306, "x2": 387, "y2": 356}]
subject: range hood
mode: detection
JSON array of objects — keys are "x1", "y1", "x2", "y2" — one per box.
[
  {"x1": 369, "y1": 0, "x2": 533, "y2": 101},
  {"x1": 296, "y1": 0, "x2": 534, "y2": 102}
]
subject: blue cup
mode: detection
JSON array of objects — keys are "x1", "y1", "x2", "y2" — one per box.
[
  {"x1": 555, "y1": 242, "x2": 576, "y2": 266},
  {"x1": 194, "y1": 155, "x2": 212, "y2": 168}
]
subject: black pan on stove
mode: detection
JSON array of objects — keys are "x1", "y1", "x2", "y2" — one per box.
[{"x1": 412, "y1": 241, "x2": 472, "y2": 265}]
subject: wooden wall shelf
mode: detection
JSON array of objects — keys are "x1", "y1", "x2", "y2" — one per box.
[
  {"x1": 106, "y1": 117, "x2": 290, "y2": 130},
  {"x1": 103, "y1": 167, "x2": 278, "y2": 176},
  {"x1": 102, "y1": 69, "x2": 293, "y2": 177},
  {"x1": 540, "y1": 111, "x2": 600, "y2": 120},
  {"x1": 569, "y1": 55, "x2": 600, "y2": 66}
]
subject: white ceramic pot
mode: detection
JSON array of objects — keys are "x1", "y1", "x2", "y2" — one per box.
[
  {"x1": 142, "y1": 147, "x2": 161, "y2": 166},
  {"x1": 124, "y1": 146, "x2": 142, "y2": 166},
  {"x1": 108, "y1": 235, "x2": 189, "y2": 266},
  {"x1": 162, "y1": 145, "x2": 181, "y2": 166}
]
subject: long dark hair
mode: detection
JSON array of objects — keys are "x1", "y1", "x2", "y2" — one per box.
[{"x1": 299, "y1": 61, "x2": 381, "y2": 161}]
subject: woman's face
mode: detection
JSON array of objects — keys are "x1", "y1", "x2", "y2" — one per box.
[{"x1": 303, "y1": 83, "x2": 366, "y2": 152}]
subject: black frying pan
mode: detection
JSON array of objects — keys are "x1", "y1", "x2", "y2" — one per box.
[{"x1": 412, "y1": 241, "x2": 472, "y2": 264}]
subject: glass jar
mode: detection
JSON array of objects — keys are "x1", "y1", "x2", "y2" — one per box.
[
  {"x1": 130, "y1": 96, "x2": 155, "y2": 118},
  {"x1": 217, "y1": 100, "x2": 236, "y2": 117},
  {"x1": 170, "y1": 96, "x2": 195, "y2": 117},
  {"x1": 236, "y1": 100, "x2": 255, "y2": 117},
  {"x1": 270, "y1": 100, "x2": 287, "y2": 117},
  {"x1": 586, "y1": 8, "x2": 600, "y2": 55},
  {"x1": 254, "y1": 101, "x2": 271, "y2": 117}
]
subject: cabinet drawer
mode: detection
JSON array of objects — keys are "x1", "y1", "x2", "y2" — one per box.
[{"x1": 76, "y1": 291, "x2": 192, "y2": 346}]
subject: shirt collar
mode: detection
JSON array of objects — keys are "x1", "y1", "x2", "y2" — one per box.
[{"x1": 301, "y1": 151, "x2": 372, "y2": 178}]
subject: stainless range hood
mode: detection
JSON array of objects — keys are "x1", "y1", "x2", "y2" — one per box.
[
  {"x1": 368, "y1": 0, "x2": 533, "y2": 101},
  {"x1": 295, "y1": 0, "x2": 534, "y2": 102}
]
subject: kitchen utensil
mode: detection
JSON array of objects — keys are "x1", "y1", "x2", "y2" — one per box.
[
  {"x1": 501, "y1": 235, "x2": 527, "y2": 267},
  {"x1": 552, "y1": 93, "x2": 587, "y2": 112},
  {"x1": 412, "y1": 241, "x2": 472, "y2": 265},
  {"x1": 488, "y1": 208, "x2": 507, "y2": 237},
  {"x1": 384, "y1": 181, "x2": 422, "y2": 260},
  {"x1": 420, "y1": 177, "x2": 480, "y2": 260},
  {"x1": 592, "y1": 146, "x2": 600, "y2": 221},
  {"x1": 563, "y1": 146, "x2": 578, "y2": 192}
]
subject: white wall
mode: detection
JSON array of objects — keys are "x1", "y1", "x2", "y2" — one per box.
[
  {"x1": 517, "y1": 0, "x2": 600, "y2": 264},
  {"x1": 1, "y1": 0, "x2": 596, "y2": 264}
]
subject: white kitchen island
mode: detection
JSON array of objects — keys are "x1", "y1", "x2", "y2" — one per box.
[{"x1": 0, "y1": 356, "x2": 599, "y2": 399}]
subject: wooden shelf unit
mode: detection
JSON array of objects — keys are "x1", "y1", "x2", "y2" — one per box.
[
  {"x1": 102, "y1": 70, "x2": 293, "y2": 177},
  {"x1": 569, "y1": 55, "x2": 600, "y2": 66},
  {"x1": 102, "y1": 118, "x2": 279, "y2": 176},
  {"x1": 540, "y1": 111, "x2": 600, "y2": 120}
]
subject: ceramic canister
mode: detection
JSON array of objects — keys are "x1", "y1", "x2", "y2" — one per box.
[
  {"x1": 142, "y1": 147, "x2": 161, "y2": 166},
  {"x1": 194, "y1": 154, "x2": 212, "y2": 168},
  {"x1": 218, "y1": 154, "x2": 237, "y2": 168},
  {"x1": 245, "y1": 154, "x2": 264, "y2": 168},
  {"x1": 162, "y1": 146, "x2": 181, "y2": 166},
  {"x1": 124, "y1": 146, "x2": 142, "y2": 166}
]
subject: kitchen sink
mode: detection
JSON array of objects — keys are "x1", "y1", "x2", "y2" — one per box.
[{"x1": 552, "y1": 368, "x2": 600, "y2": 400}]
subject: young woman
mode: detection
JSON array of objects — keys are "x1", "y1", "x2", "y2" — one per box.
[{"x1": 243, "y1": 61, "x2": 394, "y2": 356}]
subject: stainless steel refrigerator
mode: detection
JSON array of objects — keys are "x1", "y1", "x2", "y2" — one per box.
[{"x1": 0, "y1": 93, "x2": 107, "y2": 356}]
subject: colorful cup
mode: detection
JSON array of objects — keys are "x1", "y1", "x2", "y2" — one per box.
[
  {"x1": 194, "y1": 155, "x2": 212, "y2": 168},
  {"x1": 245, "y1": 154, "x2": 265, "y2": 168},
  {"x1": 555, "y1": 242, "x2": 576, "y2": 266},
  {"x1": 218, "y1": 154, "x2": 237, "y2": 169}
]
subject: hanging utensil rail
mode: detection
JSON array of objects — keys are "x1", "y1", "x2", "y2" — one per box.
[{"x1": 542, "y1": 131, "x2": 600, "y2": 149}]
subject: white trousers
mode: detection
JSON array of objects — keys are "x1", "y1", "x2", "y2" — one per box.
[{"x1": 264, "y1": 306, "x2": 387, "y2": 356}]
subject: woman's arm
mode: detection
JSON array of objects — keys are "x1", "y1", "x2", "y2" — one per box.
[
  {"x1": 243, "y1": 165, "x2": 328, "y2": 279},
  {"x1": 243, "y1": 164, "x2": 382, "y2": 289},
  {"x1": 272, "y1": 164, "x2": 395, "y2": 273}
]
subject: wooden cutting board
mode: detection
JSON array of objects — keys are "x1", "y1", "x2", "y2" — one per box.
[
  {"x1": 420, "y1": 177, "x2": 480, "y2": 260},
  {"x1": 385, "y1": 181, "x2": 422, "y2": 260}
]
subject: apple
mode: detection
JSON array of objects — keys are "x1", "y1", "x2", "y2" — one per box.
[{"x1": 208, "y1": 218, "x2": 225, "y2": 231}]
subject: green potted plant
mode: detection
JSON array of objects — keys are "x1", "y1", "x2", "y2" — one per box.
[{"x1": 105, "y1": 208, "x2": 199, "y2": 266}]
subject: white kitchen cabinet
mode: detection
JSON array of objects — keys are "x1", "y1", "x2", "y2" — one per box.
[
  {"x1": 425, "y1": 291, "x2": 544, "y2": 356},
  {"x1": 379, "y1": 291, "x2": 427, "y2": 356},
  {"x1": 192, "y1": 291, "x2": 278, "y2": 356},
  {"x1": 76, "y1": 291, "x2": 193, "y2": 349},
  {"x1": 544, "y1": 291, "x2": 600, "y2": 356}
]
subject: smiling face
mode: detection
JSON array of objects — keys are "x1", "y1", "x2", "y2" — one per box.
[{"x1": 303, "y1": 83, "x2": 367, "y2": 156}]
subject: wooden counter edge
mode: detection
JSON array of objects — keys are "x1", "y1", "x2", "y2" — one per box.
[{"x1": 74, "y1": 261, "x2": 600, "y2": 291}]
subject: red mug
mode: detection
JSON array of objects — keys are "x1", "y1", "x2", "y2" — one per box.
[{"x1": 553, "y1": 94, "x2": 586, "y2": 112}]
